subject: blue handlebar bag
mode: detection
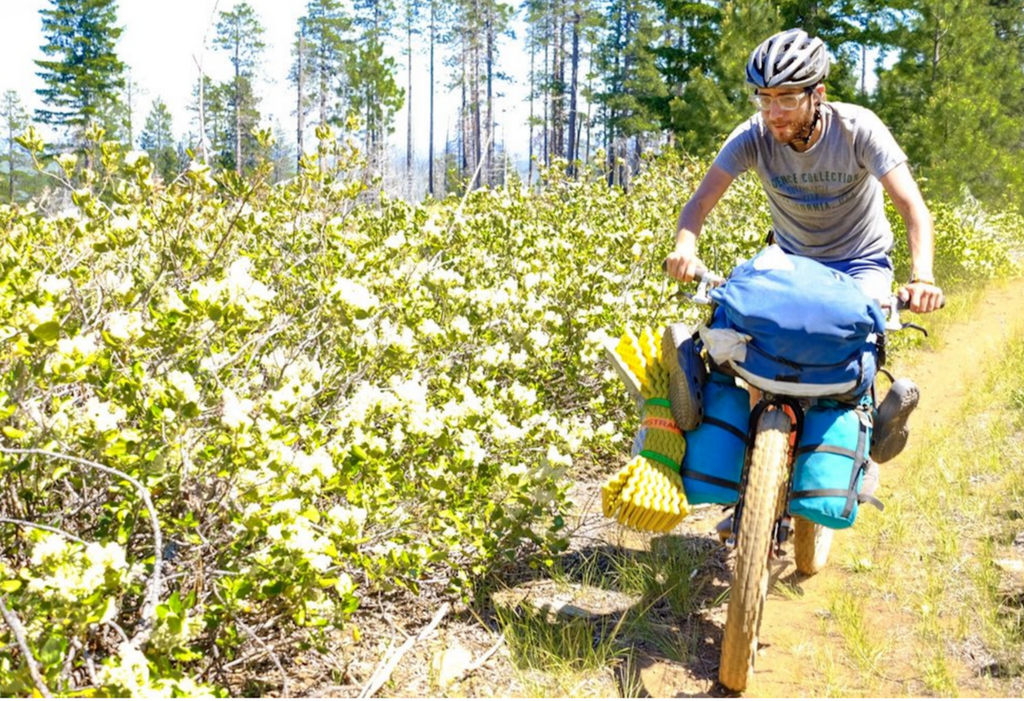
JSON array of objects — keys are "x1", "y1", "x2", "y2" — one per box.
[{"x1": 700, "y1": 246, "x2": 886, "y2": 401}]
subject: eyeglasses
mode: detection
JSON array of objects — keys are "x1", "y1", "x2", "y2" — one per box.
[{"x1": 749, "y1": 90, "x2": 810, "y2": 111}]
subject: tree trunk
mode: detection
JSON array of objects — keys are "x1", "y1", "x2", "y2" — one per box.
[
  {"x1": 297, "y1": 33, "x2": 305, "y2": 170},
  {"x1": 407, "y1": 14, "x2": 414, "y2": 200},
  {"x1": 551, "y1": 4, "x2": 565, "y2": 163},
  {"x1": 234, "y1": 41, "x2": 242, "y2": 174},
  {"x1": 428, "y1": 2, "x2": 436, "y2": 197},
  {"x1": 566, "y1": 6, "x2": 580, "y2": 177},
  {"x1": 528, "y1": 33, "x2": 535, "y2": 188},
  {"x1": 486, "y1": 11, "x2": 495, "y2": 189},
  {"x1": 473, "y1": 30, "x2": 482, "y2": 190}
]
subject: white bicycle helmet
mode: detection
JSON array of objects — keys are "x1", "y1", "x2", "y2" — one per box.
[{"x1": 746, "y1": 28, "x2": 829, "y2": 89}]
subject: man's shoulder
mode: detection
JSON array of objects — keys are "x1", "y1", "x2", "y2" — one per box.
[{"x1": 826, "y1": 101, "x2": 886, "y2": 130}]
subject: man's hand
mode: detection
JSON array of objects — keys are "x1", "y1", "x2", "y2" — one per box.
[
  {"x1": 897, "y1": 281, "x2": 944, "y2": 313},
  {"x1": 664, "y1": 236, "x2": 704, "y2": 282}
]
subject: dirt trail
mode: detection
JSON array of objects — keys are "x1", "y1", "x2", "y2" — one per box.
[
  {"x1": 744, "y1": 278, "x2": 1024, "y2": 698},
  {"x1": 375, "y1": 279, "x2": 1024, "y2": 700}
]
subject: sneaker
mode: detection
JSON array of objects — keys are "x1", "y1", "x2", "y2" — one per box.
[
  {"x1": 871, "y1": 378, "x2": 919, "y2": 464},
  {"x1": 858, "y1": 459, "x2": 885, "y2": 510},
  {"x1": 662, "y1": 323, "x2": 707, "y2": 432}
]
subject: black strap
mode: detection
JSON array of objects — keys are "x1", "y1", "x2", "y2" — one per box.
[
  {"x1": 682, "y1": 469, "x2": 740, "y2": 491},
  {"x1": 859, "y1": 495, "x2": 884, "y2": 511},
  {"x1": 796, "y1": 443, "x2": 857, "y2": 460},
  {"x1": 791, "y1": 489, "x2": 851, "y2": 500},
  {"x1": 843, "y1": 414, "x2": 869, "y2": 518},
  {"x1": 701, "y1": 416, "x2": 749, "y2": 445},
  {"x1": 790, "y1": 408, "x2": 873, "y2": 520}
]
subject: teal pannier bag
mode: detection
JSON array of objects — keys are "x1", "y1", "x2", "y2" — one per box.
[
  {"x1": 681, "y1": 373, "x2": 750, "y2": 504},
  {"x1": 789, "y1": 401, "x2": 872, "y2": 529}
]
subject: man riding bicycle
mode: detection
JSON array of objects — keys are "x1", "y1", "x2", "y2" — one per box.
[{"x1": 663, "y1": 28, "x2": 944, "y2": 499}]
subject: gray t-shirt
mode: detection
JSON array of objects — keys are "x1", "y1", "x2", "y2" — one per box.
[{"x1": 713, "y1": 101, "x2": 906, "y2": 261}]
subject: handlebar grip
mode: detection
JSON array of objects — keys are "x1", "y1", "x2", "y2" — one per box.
[
  {"x1": 894, "y1": 296, "x2": 946, "y2": 311},
  {"x1": 662, "y1": 258, "x2": 716, "y2": 284}
]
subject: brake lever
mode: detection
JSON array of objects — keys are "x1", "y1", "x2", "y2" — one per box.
[
  {"x1": 884, "y1": 295, "x2": 932, "y2": 337},
  {"x1": 691, "y1": 278, "x2": 713, "y2": 306},
  {"x1": 661, "y1": 258, "x2": 721, "y2": 306}
]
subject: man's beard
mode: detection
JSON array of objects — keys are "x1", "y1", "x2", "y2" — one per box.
[{"x1": 768, "y1": 105, "x2": 816, "y2": 146}]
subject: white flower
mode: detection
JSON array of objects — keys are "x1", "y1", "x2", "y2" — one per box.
[
  {"x1": 418, "y1": 319, "x2": 443, "y2": 337},
  {"x1": 25, "y1": 303, "x2": 55, "y2": 327},
  {"x1": 85, "y1": 541, "x2": 128, "y2": 571},
  {"x1": 332, "y1": 277, "x2": 379, "y2": 311},
  {"x1": 109, "y1": 215, "x2": 134, "y2": 233},
  {"x1": 105, "y1": 311, "x2": 142, "y2": 342},
  {"x1": 57, "y1": 333, "x2": 99, "y2": 358},
  {"x1": 84, "y1": 397, "x2": 127, "y2": 433},
  {"x1": 451, "y1": 316, "x2": 471, "y2": 336},
  {"x1": 167, "y1": 371, "x2": 201, "y2": 404},
  {"x1": 459, "y1": 429, "x2": 487, "y2": 466},
  {"x1": 124, "y1": 150, "x2": 148, "y2": 167},
  {"x1": 30, "y1": 533, "x2": 67, "y2": 565},
  {"x1": 162, "y1": 288, "x2": 188, "y2": 313},
  {"x1": 270, "y1": 499, "x2": 303, "y2": 517},
  {"x1": 546, "y1": 444, "x2": 573, "y2": 468},
  {"x1": 221, "y1": 389, "x2": 254, "y2": 430},
  {"x1": 56, "y1": 153, "x2": 77, "y2": 171},
  {"x1": 38, "y1": 274, "x2": 70, "y2": 297},
  {"x1": 527, "y1": 329, "x2": 551, "y2": 349}
]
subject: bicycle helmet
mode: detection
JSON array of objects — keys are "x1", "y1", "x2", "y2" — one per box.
[{"x1": 746, "y1": 28, "x2": 829, "y2": 89}]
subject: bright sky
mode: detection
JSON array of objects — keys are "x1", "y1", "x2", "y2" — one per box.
[{"x1": 0, "y1": 0, "x2": 533, "y2": 162}]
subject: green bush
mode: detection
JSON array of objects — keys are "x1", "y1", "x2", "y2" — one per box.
[{"x1": 0, "y1": 134, "x2": 1020, "y2": 696}]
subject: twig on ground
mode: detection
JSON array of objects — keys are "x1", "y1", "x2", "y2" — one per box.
[
  {"x1": 0, "y1": 596, "x2": 53, "y2": 698},
  {"x1": 0, "y1": 447, "x2": 164, "y2": 646},
  {"x1": 358, "y1": 602, "x2": 450, "y2": 699},
  {"x1": 456, "y1": 634, "x2": 506, "y2": 683},
  {"x1": 233, "y1": 618, "x2": 290, "y2": 698}
]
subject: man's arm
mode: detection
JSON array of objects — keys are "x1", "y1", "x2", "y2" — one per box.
[
  {"x1": 665, "y1": 164, "x2": 735, "y2": 282},
  {"x1": 879, "y1": 162, "x2": 944, "y2": 313}
]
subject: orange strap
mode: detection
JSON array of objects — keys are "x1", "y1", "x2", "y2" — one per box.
[{"x1": 642, "y1": 416, "x2": 682, "y2": 435}]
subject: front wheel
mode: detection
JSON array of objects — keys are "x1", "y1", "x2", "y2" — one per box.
[
  {"x1": 793, "y1": 517, "x2": 834, "y2": 575},
  {"x1": 719, "y1": 407, "x2": 792, "y2": 693}
]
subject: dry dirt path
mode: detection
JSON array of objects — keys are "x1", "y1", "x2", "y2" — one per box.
[
  {"x1": 336, "y1": 279, "x2": 1024, "y2": 700},
  {"x1": 742, "y1": 278, "x2": 1024, "y2": 698}
]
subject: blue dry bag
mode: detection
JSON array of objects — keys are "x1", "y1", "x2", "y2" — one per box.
[
  {"x1": 789, "y1": 401, "x2": 872, "y2": 529},
  {"x1": 681, "y1": 373, "x2": 750, "y2": 504}
]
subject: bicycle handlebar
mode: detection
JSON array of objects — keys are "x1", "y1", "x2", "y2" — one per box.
[{"x1": 661, "y1": 258, "x2": 725, "y2": 286}]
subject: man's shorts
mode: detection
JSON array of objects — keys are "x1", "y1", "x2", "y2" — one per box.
[{"x1": 820, "y1": 254, "x2": 894, "y2": 303}]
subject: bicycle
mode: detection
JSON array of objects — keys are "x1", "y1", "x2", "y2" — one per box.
[{"x1": 671, "y1": 259, "x2": 932, "y2": 692}]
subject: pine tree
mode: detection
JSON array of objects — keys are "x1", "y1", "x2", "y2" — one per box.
[
  {"x1": 1, "y1": 91, "x2": 32, "y2": 203},
  {"x1": 35, "y1": 0, "x2": 126, "y2": 139},
  {"x1": 448, "y1": 0, "x2": 512, "y2": 189},
  {"x1": 350, "y1": 0, "x2": 405, "y2": 169},
  {"x1": 593, "y1": 0, "x2": 667, "y2": 187},
  {"x1": 874, "y1": 0, "x2": 1024, "y2": 208},
  {"x1": 215, "y1": 2, "x2": 266, "y2": 174},
  {"x1": 292, "y1": 0, "x2": 353, "y2": 167},
  {"x1": 140, "y1": 98, "x2": 179, "y2": 184}
]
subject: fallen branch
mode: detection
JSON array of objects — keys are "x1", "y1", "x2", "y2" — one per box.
[
  {"x1": 0, "y1": 596, "x2": 53, "y2": 698},
  {"x1": 234, "y1": 618, "x2": 290, "y2": 699},
  {"x1": 0, "y1": 447, "x2": 163, "y2": 646},
  {"x1": 358, "y1": 602, "x2": 450, "y2": 699},
  {"x1": 457, "y1": 633, "x2": 505, "y2": 683}
]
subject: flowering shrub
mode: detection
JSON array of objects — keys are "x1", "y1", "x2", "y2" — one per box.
[{"x1": 0, "y1": 130, "x2": 1020, "y2": 696}]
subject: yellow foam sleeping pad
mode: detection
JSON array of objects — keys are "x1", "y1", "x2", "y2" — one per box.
[{"x1": 601, "y1": 327, "x2": 689, "y2": 533}]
